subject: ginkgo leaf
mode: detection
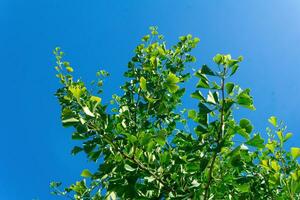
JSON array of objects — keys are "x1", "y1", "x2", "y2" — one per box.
[
  {"x1": 124, "y1": 164, "x2": 136, "y2": 172},
  {"x1": 291, "y1": 147, "x2": 300, "y2": 159},
  {"x1": 268, "y1": 116, "x2": 277, "y2": 127},
  {"x1": 90, "y1": 96, "x2": 101, "y2": 103},
  {"x1": 271, "y1": 160, "x2": 280, "y2": 172},
  {"x1": 140, "y1": 76, "x2": 147, "y2": 91},
  {"x1": 81, "y1": 169, "x2": 92, "y2": 177},
  {"x1": 246, "y1": 134, "x2": 264, "y2": 148},
  {"x1": 83, "y1": 106, "x2": 95, "y2": 117},
  {"x1": 266, "y1": 141, "x2": 276, "y2": 153},
  {"x1": 166, "y1": 72, "x2": 180, "y2": 84}
]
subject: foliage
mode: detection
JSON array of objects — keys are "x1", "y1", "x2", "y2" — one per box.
[{"x1": 51, "y1": 27, "x2": 300, "y2": 199}]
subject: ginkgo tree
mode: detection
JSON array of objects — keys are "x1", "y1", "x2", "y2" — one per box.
[{"x1": 51, "y1": 27, "x2": 300, "y2": 200}]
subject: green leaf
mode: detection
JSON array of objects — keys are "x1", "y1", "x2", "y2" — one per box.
[
  {"x1": 201, "y1": 65, "x2": 216, "y2": 76},
  {"x1": 72, "y1": 132, "x2": 88, "y2": 140},
  {"x1": 140, "y1": 76, "x2": 147, "y2": 91},
  {"x1": 145, "y1": 95, "x2": 158, "y2": 103},
  {"x1": 207, "y1": 91, "x2": 219, "y2": 104},
  {"x1": 144, "y1": 176, "x2": 155, "y2": 183},
  {"x1": 225, "y1": 82, "x2": 234, "y2": 95},
  {"x1": 198, "y1": 102, "x2": 212, "y2": 114},
  {"x1": 69, "y1": 85, "x2": 83, "y2": 100},
  {"x1": 62, "y1": 117, "x2": 79, "y2": 127},
  {"x1": 224, "y1": 98, "x2": 234, "y2": 113},
  {"x1": 191, "y1": 90, "x2": 206, "y2": 101},
  {"x1": 291, "y1": 147, "x2": 300, "y2": 159},
  {"x1": 106, "y1": 191, "x2": 117, "y2": 200},
  {"x1": 166, "y1": 84, "x2": 179, "y2": 93},
  {"x1": 150, "y1": 56, "x2": 158, "y2": 67},
  {"x1": 211, "y1": 81, "x2": 221, "y2": 90},
  {"x1": 235, "y1": 183, "x2": 250, "y2": 193},
  {"x1": 265, "y1": 141, "x2": 276, "y2": 153},
  {"x1": 268, "y1": 116, "x2": 277, "y2": 127},
  {"x1": 236, "y1": 127, "x2": 250, "y2": 140},
  {"x1": 146, "y1": 140, "x2": 155, "y2": 152},
  {"x1": 140, "y1": 132, "x2": 152, "y2": 146},
  {"x1": 236, "y1": 89, "x2": 255, "y2": 110},
  {"x1": 156, "y1": 131, "x2": 166, "y2": 146},
  {"x1": 193, "y1": 37, "x2": 200, "y2": 43},
  {"x1": 50, "y1": 181, "x2": 62, "y2": 188},
  {"x1": 71, "y1": 146, "x2": 83, "y2": 155},
  {"x1": 271, "y1": 160, "x2": 280, "y2": 172},
  {"x1": 196, "y1": 78, "x2": 210, "y2": 89},
  {"x1": 246, "y1": 134, "x2": 264, "y2": 148},
  {"x1": 166, "y1": 72, "x2": 180, "y2": 84},
  {"x1": 127, "y1": 134, "x2": 137, "y2": 143},
  {"x1": 66, "y1": 66, "x2": 74, "y2": 73},
  {"x1": 188, "y1": 110, "x2": 197, "y2": 120},
  {"x1": 142, "y1": 34, "x2": 150, "y2": 42},
  {"x1": 284, "y1": 132, "x2": 293, "y2": 142},
  {"x1": 81, "y1": 169, "x2": 92, "y2": 177},
  {"x1": 277, "y1": 131, "x2": 283, "y2": 143},
  {"x1": 124, "y1": 164, "x2": 136, "y2": 172},
  {"x1": 83, "y1": 106, "x2": 95, "y2": 117},
  {"x1": 238, "y1": 56, "x2": 243, "y2": 62},
  {"x1": 239, "y1": 118, "x2": 253, "y2": 134},
  {"x1": 90, "y1": 96, "x2": 101, "y2": 103},
  {"x1": 213, "y1": 54, "x2": 223, "y2": 65},
  {"x1": 165, "y1": 72, "x2": 180, "y2": 93},
  {"x1": 230, "y1": 65, "x2": 239, "y2": 76}
]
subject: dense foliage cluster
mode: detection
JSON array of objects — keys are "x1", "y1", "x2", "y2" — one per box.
[{"x1": 51, "y1": 27, "x2": 300, "y2": 199}]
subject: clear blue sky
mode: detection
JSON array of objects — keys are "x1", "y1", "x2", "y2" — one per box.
[{"x1": 1, "y1": 0, "x2": 300, "y2": 199}]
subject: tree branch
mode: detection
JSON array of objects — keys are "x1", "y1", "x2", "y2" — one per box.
[{"x1": 203, "y1": 69, "x2": 226, "y2": 200}]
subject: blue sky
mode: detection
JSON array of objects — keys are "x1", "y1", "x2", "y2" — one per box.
[{"x1": 1, "y1": 0, "x2": 300, "y2": 199}]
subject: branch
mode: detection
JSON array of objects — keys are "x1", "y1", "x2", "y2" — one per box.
[
  {"x1": 101, "y1": 134, "x2": 174, "y2": 194},
  {"x1": 203, "y1": 69, "x2": 226, "y2": 200}
]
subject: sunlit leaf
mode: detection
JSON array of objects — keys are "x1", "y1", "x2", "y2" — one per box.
[
  {"x1": 124, "y1": 164, "x2": 136, "y2": 172},
  {"x1": 291, "y1": 147, "x2": 300, "y2": 159},
  {"x1": 246, "y1": 134, "x2": 264, "y2": 148},
  {"x1": 140, "y1": 76, "x2": 147, "y2": 91},
  {"x1": 81, "y1": 169, "x2": 92, "y2": 177},
  {"x1": 268, "y1": 116, "x2": 277, "y2": 127}
]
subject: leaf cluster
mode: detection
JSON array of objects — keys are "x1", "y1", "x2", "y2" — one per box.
[{"x1": 51, "y1": 27, "x2": 300, "y2": 200}]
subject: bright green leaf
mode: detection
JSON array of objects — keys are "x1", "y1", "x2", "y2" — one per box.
[
  {"x1": 66, "y1": 66, "x2": 74, "y2": 73},
  {"x1": 225, "y1": 82, "x2": 234, "y2": 95},
  {"x1": 268, "y1": 116, "x2": 277, "y2": 127},
  {"x1": 191, "y1": 90, "x2": 206, "y2": 101},
  {"x1": 284, "y1": 132, "x2": 293, "y2": 142},
  {"x1": 266, "y1": 141, "x2": 276, "y2": 153},
  {"x1": 291, "y1": 147, "x2": 300, "y2": 159},
  {"x1": 213, "y1": 54, "x2": 222, "y2": 65},
  {"x1": 81, "y1": 169, "x2": 92, "y2": 178},
  {"x1": 235, "y1": 183, "x2": 250, "y2": 193},
  {"x1": 90, "y1": 96, "x2": 102, "y2": 103},
  {"x1": 188, "y1": 110, "x2": 197, "y2": 120},
  {"x1": 246, "y1": 134, "x2": 264, "y2": 148},
  {"x1": 124, "y1": 164, "x2": 136, "y2": 172},
  {"x1": 83, "y1": 106, "x2": 95, "y2": 117},
  {"x1": 277, "y1": 131, "x2": 283, "y2": 143},
  {"x1": 271, "y1": 160, "x2": 280, "y2": 172},
  {"x1": 165, "y1": 72, "x2": 180, "y2": 93},
  {"x1": 140, "y1": 76, "x2": 147, "y2": 91},
  {"x1": 230, "y1": 65, "x2": 239, "y2": 76},
  {"x1": 239, "y1": 118, "x2": 253, "y2": 134},
  {"x1": 62, "y1": 117, "x2": 79, "y2": 127}
]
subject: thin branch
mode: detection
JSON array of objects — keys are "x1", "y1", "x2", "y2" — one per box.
[
  {"x1": 203, "y1": 68, "x2": 226, "y2": 200},
  {"x1": 101, "y1": 134, "x2": 175, "y2": 193}
]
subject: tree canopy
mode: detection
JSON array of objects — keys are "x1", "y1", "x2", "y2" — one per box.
[{"x1": 51, "y1": 27, "x2": 300, "y2": 200}]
